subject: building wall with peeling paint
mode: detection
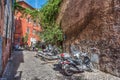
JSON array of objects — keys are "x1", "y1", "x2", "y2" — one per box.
[{"x1": 0, "y1": 0, "x2": 14, "y2": 76}]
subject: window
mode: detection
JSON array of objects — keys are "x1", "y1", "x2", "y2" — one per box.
[
  {"x1": 27, "y1": 18, "x2": 29, "y2": 22},
  {"x1": 33, "y1": 21, "x2": 36, "y2": 26},
  {"x1": 27, "y1": 18, "x2": 32, "y2": 23},
  {"x1": 32, "y1": 30, "x2": 36, "y2": 34},
  {"x1": 26, "y1": 27, "x2": 30, "y2": 34}
]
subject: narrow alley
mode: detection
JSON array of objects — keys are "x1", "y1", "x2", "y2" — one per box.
[
  {"x1": 0, "y1": 0, "x2": 120, "y2": 80},
  {"x1": 1, "y1": 50, "x2": 120, "y2": 80}
]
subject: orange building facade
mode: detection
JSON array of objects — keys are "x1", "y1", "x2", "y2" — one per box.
[{"x1": 14, "y1": 1, "x2": 42, "y2": 47}]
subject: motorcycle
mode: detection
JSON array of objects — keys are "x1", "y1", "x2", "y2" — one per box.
[{"x1": 57, "y1": 52, "x2": 93, "y2": 76}]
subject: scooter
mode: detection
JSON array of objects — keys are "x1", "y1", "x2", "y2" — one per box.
[
  {"x1": 58, "y1": 52, "x2": 93, "y2": 76},
  {"x1": 57, "y1": 53, "x2": 71, "y2": 69},
  {"x1": 36, "y1": 46, "x2": 60, "y2": 61}
]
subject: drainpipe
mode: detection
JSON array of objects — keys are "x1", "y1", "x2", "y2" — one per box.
[{"x1": 10, "y1": 0, "x2": 15, "y2": 53}]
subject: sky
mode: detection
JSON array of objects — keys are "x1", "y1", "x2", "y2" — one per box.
[{"x1": 25, "y1": 0, "x2": 47, "y2": 9}]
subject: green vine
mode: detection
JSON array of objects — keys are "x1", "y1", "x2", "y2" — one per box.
[
  {"x1": 14, "y1": 2, "x2": 40, "y2": 21},
  {"x1": 40, "y1": 0, "x2": 62, "y2": 25},
  {"x1": 40, "y1": 0, "x2": 63, "y2": 45}
]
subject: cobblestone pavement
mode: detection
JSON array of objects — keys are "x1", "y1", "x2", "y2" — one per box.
[{"x1": 2, "y1": 50, "x2": 120, "y2": 80}]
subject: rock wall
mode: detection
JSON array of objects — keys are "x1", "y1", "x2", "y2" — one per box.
[{"x1": 57, "y1": 0, "x2": 120, "y2": 77}]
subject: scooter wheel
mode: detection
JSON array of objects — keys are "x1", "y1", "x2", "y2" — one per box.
[
  {"x1": 64, "y1": 65, "x2": 73, "y2": 76},
  {"x1": 41, "y1": 57, "x2": 46, "y2": 61},
  {"x1": 35, "y1": 54, "x2": 38, "y2": 58},
  {"x1": 86, "y1": 63, "x2": 93, "y2": 72}
]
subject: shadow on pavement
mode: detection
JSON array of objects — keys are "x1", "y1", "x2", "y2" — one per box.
[
  {"x1": 2, "y1": 51, "x2": 24, "y2": 80},
  {"x1": 53, "y1": 64, "x2": 86, "y2": 80},
  {"x1": 12, "y1": 51, "x2": 24, "y2": 80}
]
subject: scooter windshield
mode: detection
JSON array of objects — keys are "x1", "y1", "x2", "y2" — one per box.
[{"x1": 70, "y1": 45, "x2": 80, "y2": 58}]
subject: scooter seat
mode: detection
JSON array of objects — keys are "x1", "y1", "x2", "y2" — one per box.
[{"x1": 72, "y1": 59, "x2": 82, "y2": 65}]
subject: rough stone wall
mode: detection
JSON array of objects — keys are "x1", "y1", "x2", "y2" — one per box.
[{"x1": 57, "y1": 0, "x2": 120, "y2": 77}]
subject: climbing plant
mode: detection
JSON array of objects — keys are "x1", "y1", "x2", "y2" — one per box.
[
  {"x1": 40, "y1": 0, "x2": 62, "y2": 25},
  {"x1": 40, "y1": 0, "x2": 63, "y2": 45},
  {"x1": 14, "y1": 2, "x2": 40, "y2": 21},
  {"x1": 41, "y1": 24, "x2": 63, "y2": 44}
]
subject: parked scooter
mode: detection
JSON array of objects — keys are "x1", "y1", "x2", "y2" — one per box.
[
  {"x1": 36, "y1": 45, "x2": 60, "y2": 60},
  {"x1": 58, "y1": 52, "x2": 93, "y2": 76},
  {"x1": 57, "y1": 53, "x2": 71, "y2": 69}
]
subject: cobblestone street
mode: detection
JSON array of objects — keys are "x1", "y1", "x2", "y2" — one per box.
[{"x1": 2, "y1": 50, "x2": 120, "y2": 80}]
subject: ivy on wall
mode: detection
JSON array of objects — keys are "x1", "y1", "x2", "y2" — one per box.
[{"x1": 40, "y1": 0, "x2": 63, "y2": 45}]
